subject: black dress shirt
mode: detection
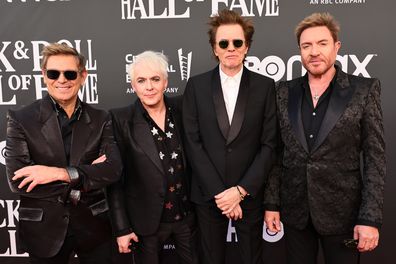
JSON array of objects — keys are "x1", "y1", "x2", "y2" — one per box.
[
  {"x1": 301, "y1": 73, "x2": 337, "y2": 152},
  {"x1": 143, "y1": 104, "x2": 191, "y2": 223}
]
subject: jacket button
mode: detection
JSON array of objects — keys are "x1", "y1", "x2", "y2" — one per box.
[
  {"x1": 63, "y1": 215, "x2": 69, "y2": 220},
  {"x1": 227, "y1": 148, "x2": 232, "y2": 153}
]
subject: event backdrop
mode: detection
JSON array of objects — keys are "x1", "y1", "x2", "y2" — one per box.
[{"x1": 0, "y1": 1, "x2": 394, "y2": 263}]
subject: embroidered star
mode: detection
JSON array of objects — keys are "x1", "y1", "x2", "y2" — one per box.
[
  {"x1": 159, "y1": 151, "x2": 165, "y2": 160},
  {"x1": 166, "y1": 131, "x2": 173, "y2": 138},
  {"x1": 176, "y1": 183, "x2": 182, "y2": 189},
  {"x1": 169, "y1": 186, "x2": 175, "y2": 192},
  {"x1": 169, "y1": 122, "x2": 174, "y2": 128},
  {"x1": 165, "y1": 202, "x2": 173, "y2": 209},
  {"x1": 151, "y1": 127, "x2": 158, "y2": 135},
  {"x1": 171, "y1": 151, "x2": 178, "y2": 159},
  {"x1": 168, "y1": 166, "x2": 174, "y2": 174}
]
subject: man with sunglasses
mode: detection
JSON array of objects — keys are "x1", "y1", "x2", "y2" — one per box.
[
  {"x1": 183, "y1": 9, "x2": 277, "y2": 264},
  {"x1": 5, "y1": 43, "x2": 122, "y2": 264}
]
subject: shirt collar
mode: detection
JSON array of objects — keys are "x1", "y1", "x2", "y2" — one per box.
[
  {"x1": 49, "y1": 95, "x2": 82, "y2": 120},
  {"x1": 219, "y1": 66, "x2": 243, "y2": 85}
]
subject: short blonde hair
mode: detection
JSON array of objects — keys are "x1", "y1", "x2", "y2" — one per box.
[{"x1": 295, "y1": 12, "x2": 340, "y2": 46}]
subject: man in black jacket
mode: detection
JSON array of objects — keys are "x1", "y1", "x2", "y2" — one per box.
[
  {"x1": 264, "y1": 13, "x2": 386, "y2": 264},
  {"x1": 5, "y1": 43, "x2": 122, "y2": 264},
  {"x1": 183, "y1": 9, "x2": 277, "y2": 264},
  {"x1": 108, "y1": 51, "x2": 197, "y2": 264}
]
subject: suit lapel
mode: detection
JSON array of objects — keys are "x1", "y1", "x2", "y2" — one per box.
[
  {"x1": 69, "y1": 105, "x2": 93, "y2": 166},
  {"x1": 211, "y1": 67, "x2": 230, "y2": 140},
  {"x1": 39, "y1": 96, "x2": 68, "y2": 166},
  {"x1": 288, "y1": 79, "x2": 309, "y2": 153},
  {"x1": 132, "y1": 101, "x2": 165, "y2": 175},
  {"x1": 311, "y1": 69, "x2": 354, "y2": 153},
  {"x1": 227, "y1": 67, "x2": 249, "y2": 145}
]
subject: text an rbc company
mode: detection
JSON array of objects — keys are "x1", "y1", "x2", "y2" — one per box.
[{"x1": 245, "y1": 54, "x2": 376, "y2": 81}]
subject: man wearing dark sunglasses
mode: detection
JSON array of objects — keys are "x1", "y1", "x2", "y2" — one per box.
[
  {"x1": 183, "y1": 9, "x2": 277, "y2": 264},
  {"x1": 5, "y1": 43, "x2": 122, "y2": 264}
]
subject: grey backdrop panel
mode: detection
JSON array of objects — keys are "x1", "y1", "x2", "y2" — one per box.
[{"x1": 0, "y1": 1, "x2": 394, "y2": 263}]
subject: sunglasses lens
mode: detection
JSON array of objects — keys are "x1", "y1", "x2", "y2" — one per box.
[
  {"x1": 64, "y1": 71, "x2": 78, "y2": 80},
  {"x1": 219, "y1": 40, "x2": 229, "y2": 49},
  {"x1": 233, "y1": 39, "x2": 244, "y2": 48},
  {"x1": 46, "y1": 70, "x2": 60, "y2": 80}
]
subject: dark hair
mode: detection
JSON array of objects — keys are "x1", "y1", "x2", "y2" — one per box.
[
  {"x1": 41, "y1": 43, "x2": 86, "y2": 72},
  {"x1": 295, "y1": 12, "x2": 340, "y2": 45},
  {"x1": 208, "y1": 9, "x2": 254, "y2": 49}
]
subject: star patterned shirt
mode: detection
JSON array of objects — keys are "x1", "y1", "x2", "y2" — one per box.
[{"x1": 143, "y1": 105, "x2": 191, "y2": 223}]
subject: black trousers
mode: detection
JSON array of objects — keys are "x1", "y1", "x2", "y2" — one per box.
[
  {"x1": 195, "y1": 203, "x2": 264, "y2": 264},
  {"x1": 134, "y1": 212, "x2": 198, "y2": 264},
  {"x1": 29, "y1": 234, "x2": 112, "y2": 264},
  {"x1": 284, "y1": 220, "x2": 360, "y2": 264}
]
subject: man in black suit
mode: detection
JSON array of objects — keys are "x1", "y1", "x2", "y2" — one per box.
[
  {"x1": 5, "y1": 43, "x2": 122, "y2": 263},
  {"x1": 107, "y1": 51, "x2": 197, "y2": 264},
  {"x1": 264, "y1": 13, "x2": 386, "y2": 264},
  {"x1": 183, "y1": 10, "x2": 277, "y2": 264}
]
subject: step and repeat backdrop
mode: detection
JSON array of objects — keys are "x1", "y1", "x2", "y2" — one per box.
[{"x1": 0, "y1": 1, "x2": 394, "y2": 263}]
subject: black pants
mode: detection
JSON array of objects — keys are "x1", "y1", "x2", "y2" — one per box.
[
  {"x1": 284, "y1": 220, "x2": 360, "y2": 264},
  {"x1": 196, "y1": 203, "x2": 264, "y2": 264},
  {"x1": 29, "y1": 234, "x2": 112, "y2": 264},
  {"x1": 134, "y1": 212, "x2": 198, "y2": 264}
]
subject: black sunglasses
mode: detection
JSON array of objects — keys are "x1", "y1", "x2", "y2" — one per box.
[
  {"x1": 218, "y1": 39, "x2": 244, "y2": 49},
  {"x1": 46, "y1": 69, "x2": 79, "y2": 80}
]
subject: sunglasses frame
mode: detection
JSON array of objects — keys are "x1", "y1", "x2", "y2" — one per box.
[
  {"x1": 218, "y1": 39, "x2": 244, "y2": 49},
  {"x1": 45, "y1": 69, "x2": 80, "y2": 81}
]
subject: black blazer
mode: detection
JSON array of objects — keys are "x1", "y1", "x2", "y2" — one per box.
[
  {"x1": 5, "y1": 95, "x2": 122, "y2": 257},
  {"x1": 182, "y1": 66, "x2": 277, "y2": 208},
  {"x1": 264, "y1": 67, "x2": 386, "y2": 235},
  {"x1": 107, "y1": 96, "x2": 190, "y2": 236}
]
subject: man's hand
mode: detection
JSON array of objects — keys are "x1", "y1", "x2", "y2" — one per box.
[
  {"x1": 354, "y1": 225, "x2": 379, "y2": 252},
  {"x1": 264, "y1": 211, "x2": 281, "y2": 232},
  {"x1": 225, "y1": 204, "x2": 243, "y2": 220},
  {"x1": 117, "y1": 232, "x2": 139, "y2": 253},
  {"x1": 92, "y1": 154, "x2": 106, "y2": 164},
  {"x1": 215, "y1": 186, "x2": 242, "y2": 214},
  {"x1": 12, "y1": 165, "x2": 70, "y2": 192}
]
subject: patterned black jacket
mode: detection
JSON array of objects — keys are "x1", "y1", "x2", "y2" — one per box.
[{"x1": 264, "y1": 66, "x2": 386, "y2": 235}]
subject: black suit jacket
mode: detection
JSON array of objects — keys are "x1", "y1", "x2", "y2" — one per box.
[
  {"x1": 264, "y1": 66, "x2": 386, "y2": 235},
  {"x1": 107, "y1": 96, "x2": 190, "y2": 236},
  {"x1": 5, "y1": 95, "x2": 122, "y2": 257},
  {"x1": 183, "y1": 66, "x2": 277, "y2": 208}
]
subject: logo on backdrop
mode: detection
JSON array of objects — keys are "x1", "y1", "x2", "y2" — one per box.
[
  {"x1": 178, "y1": 48, "x2": 192, "y2": 81},
  {"x1": 121, "y1": 0, "x2": 279, "y2": 19},
  {"x1": 226, "y1": 219, "x2": 284, "y2": 243},
  {"x1": 0, "y1": 140, "x2": 6, "y2": 166},
  {"x1": 124, "y1": 49, "x2": 193, "y2": 94},
  {"x1": 263, "y1": 221, "x2": 284, "y2": 242},
  {"x1": 0, "y1": 40, "x2": 98, "y2": 106},
  {"x1": 309, "y1": 0, "x2": 366, "y2": 5},
  {"x1": 245, "y1": 54, "x2": 377, "y2": 81}
]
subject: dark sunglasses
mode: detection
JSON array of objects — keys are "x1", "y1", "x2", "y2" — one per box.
[
  {"x1": 46, "y1": 69, "x2": 79, "y2": 80},
  {"x1": 218, "y1": 39, "x2": 244, "y2": 49}
]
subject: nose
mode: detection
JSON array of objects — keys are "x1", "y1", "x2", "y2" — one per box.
[
  {"x1": 310, "y1": 44, "x2": 320, "y2": 56},
  {"x1": 145, "y1": 80, "x2": 154, "y2": 90},
  {"x1": 57, "y1": 72, "x2": 67, "y2": 83}
]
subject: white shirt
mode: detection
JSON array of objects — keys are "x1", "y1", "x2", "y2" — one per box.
[{"x1": 219, "y1": 67, "x2": 243, "y2": 124}]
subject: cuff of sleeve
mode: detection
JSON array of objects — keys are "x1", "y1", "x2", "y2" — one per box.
[
  {"x1": 66, "y1": 167, "x2": 80, "y2": 188},
  {"x1": 356, "y1": 219, "x2": 382, "y2": 229},
  {"x1": 115, "y1": 227, "x2": 133, "y2": 237},
  {"x1": 264, "y1": 203, "x2": 279, "y2": 211}
]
